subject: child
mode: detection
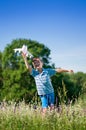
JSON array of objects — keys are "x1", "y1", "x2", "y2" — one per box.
[{"x1": 22, "y1": 53, "x2": 73, "y2": 115}]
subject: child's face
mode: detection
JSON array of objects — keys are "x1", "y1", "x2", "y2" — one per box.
[{"x1": 32, "y1": 58, "x2": 43, "y2": 69}]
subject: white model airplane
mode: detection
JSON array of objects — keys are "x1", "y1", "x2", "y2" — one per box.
[{"x1": 14, "y1": 45, "x2": 34, "y2": 59}]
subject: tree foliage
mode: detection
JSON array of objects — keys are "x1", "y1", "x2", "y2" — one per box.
[
  {"x1": 0, "y1": 39, "x2": 86, "y2": 104},
  {"x1": 1, "y1": 39, "x2": 51, "y2": 102},
  {"x1": 0, "y1": 52, "x2": 3, "y2": 90},
  {"x1": 52, "y1": 72, "x2": 86, "y2": 105}
]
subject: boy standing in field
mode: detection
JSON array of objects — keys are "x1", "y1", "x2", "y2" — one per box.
[{"x1": 22, "y1": 53, "x2": 73, "y2": 115}]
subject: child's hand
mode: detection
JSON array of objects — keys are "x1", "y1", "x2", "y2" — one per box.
[{"x1": 21, "y1": 52, "x2": 27, "y2": 59}]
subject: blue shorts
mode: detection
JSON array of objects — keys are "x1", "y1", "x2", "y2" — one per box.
[{"x1": 40, "y1": 93, "x2": 55, "y2": 108}]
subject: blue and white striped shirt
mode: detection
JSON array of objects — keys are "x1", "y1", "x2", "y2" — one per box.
[{"x1": 30, "y1": 68, "x2": 56, "y2": 95}]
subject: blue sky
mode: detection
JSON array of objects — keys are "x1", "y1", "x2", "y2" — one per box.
[{"x1": 0, "y1": 0, "x2": 86, "y2": 72}]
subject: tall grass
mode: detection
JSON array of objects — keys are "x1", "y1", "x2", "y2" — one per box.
[{"x1": 0, "y1": 98, "x2": 86, "y2": 130}]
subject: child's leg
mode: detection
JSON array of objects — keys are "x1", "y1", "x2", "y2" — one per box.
[
  {"x1": 40, "y1": 93, "x2": 55, "y2": 115},
  {"x1": 40, "y1": 95, "x2": 48, "y2": 115},
  {"x1": 48, "y1": 93, "x2": 55, "y2": 111},
  {"x1": 50, "y1": 104, "x2": 55, "y2": 111}
]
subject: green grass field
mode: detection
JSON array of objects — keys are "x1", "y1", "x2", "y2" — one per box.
[{"x1": 0, "y1": 95, "x2": 86, "y2": 130}]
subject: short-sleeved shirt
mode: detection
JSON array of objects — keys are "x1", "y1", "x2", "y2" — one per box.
[{"x1": 30, "y1": 68, "x2": 56, "y2": 95}]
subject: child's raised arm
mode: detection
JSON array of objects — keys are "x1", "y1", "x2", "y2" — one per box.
[
  {"x1": 56, "y1": 68, "x2": 74, "y2": 73},
  {"x1": 22, "y1": 52, "x2": 32, "y2": 73}
]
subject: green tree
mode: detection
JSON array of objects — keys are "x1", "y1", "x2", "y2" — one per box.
[
  {"x1": 1, "y1": 39, "x2": 51, "y2": 102},
  {"x1": 70, "y1": 72, "x2": 86, "y2": 96},
  {"x1": 51, "y1": 72, "x2": 86, "y2": 106},
  {"x1": 1, "y1": 38, "x2": 85, "y2": 104},
  {"x1": 0, "y1": 51, "x2": 3, "y2": 99},
  {"x1": 52, "y1": 73, "x2": 75, "y2": 105}
]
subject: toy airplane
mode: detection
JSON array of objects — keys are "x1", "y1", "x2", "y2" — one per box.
[{"x1": 14, "y1": 45, "x2": 34, "y2": 59}]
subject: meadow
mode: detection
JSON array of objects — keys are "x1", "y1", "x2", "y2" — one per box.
[{"x1": 0, "y1": 95, "x2": 86, "y2": 130}]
